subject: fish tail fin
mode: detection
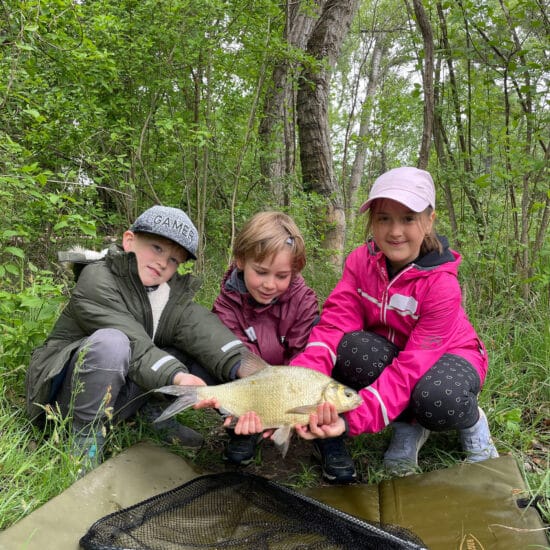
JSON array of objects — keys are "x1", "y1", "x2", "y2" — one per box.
[
  {"x1": 152, "y1": 386, "x2": 198, "y2": 423},
  {"x1": 272, "y1": 425, "x2": 293, "y2": 458}
]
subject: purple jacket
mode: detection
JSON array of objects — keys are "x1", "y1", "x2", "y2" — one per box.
[
  {"x1": 290, "y1": 240, "x2": 488, "y2": 436},
  {"x1": 212, "y1": 266, "x2": 319, "y2": 365}
]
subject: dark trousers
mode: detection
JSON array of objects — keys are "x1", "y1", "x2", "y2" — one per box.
[
  {"x1": 332, "y1": 331, "x2": 481, "y2": 431},
  {"x1": 54, "y1": 329, "x2": 219, "y2": 431}
]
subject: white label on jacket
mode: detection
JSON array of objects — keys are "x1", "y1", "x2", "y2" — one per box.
[
  {"x1": 245, "y1": 326, "x2": 257, "y2": 342},
  {"x1": 388, "y1": 293, "x2": 419, "y2": 318}
]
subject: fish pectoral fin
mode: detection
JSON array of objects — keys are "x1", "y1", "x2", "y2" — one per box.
[
  {"x1": 272, "y1": 425, "x2": 293, "y2": 458},
  {"x1": 285, "y1": 404, "x2": 318, "y2": 415}
]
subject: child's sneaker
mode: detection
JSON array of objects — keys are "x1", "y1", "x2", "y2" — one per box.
[
  {"x1": 459, "y1": 407, "x2": 499, "y2": 463},
  {"x1": 312, "y1": 436, "x2": 357, "y2": 483},
  {"x1": 383, "y1": 422, "x2": 430, "y2": 476},
  {"x1": 223, "y1": 429, "x2": 261, "y2": 465},
  {"x1": 71, "y1": 430, "x2": 105, "y2": 478}
]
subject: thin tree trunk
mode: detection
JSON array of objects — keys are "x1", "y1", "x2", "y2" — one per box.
[
  {"x1": 437, "y1": 1, "x2": 486, "y2": 242},
  {"x1": 297, "y1": 0, "x2": 360, "y2": 267},
  {"x1": 433, "y1": 56, "x2": 459, "y2": 244},
  {"x1": 347, "y1": 35, "x2": 385, "y2": 230},
  {"x1": 258, "y1": 1, "x2": 324, "y2": 204},
  {"x1": 410, "y1": 0, "x2": 434, "y2": 169}
]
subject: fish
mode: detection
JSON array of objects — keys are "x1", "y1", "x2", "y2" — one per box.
[{"x1": 154, "y1": 350, "x2": 362, "y2": 456}]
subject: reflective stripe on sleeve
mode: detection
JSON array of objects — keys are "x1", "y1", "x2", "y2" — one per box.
[
  {"x1": 221, "y1": 339, "x2": 243, "y2": 353},
  {"x1": 304, "y1": 341, "x2": 337, "y2": 366},
  {"x1": 364, "y1": 386, "x2": 390, "y2": 426},
  {"x1": 151, "y1": 355, "x2": 174, "y2": 372}
]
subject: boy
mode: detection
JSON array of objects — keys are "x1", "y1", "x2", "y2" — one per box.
[{"x1": 25, "y1": 205, "x2": 245, "y2": 473}]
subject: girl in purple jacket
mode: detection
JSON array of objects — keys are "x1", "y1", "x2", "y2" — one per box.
[
  {"x1": 212, "y1": 211, "x2": 319, "y2": 466},
  {"x1": 235, "y1": 168, "x2": 498, "y2": 480}
]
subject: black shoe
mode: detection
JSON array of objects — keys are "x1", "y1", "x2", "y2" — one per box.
[
  {"x1": 140, "y1": 402, "x2": 204, "y2": 448},
  {"x1": 312, "y1": 436, "x2": 357, "y2": 483},
  {"x1": 223, "y1": 429, "x2": 260, "y2": 466}
]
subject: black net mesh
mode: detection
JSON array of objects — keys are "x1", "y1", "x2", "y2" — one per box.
[{"x1": 80, "y1": 472, "x2": 427, "y2": 550}]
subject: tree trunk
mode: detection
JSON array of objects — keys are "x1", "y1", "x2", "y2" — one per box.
[
  {"x1": 347, "y1": 35, "x2": 385, "y2": 231},
  {"x1": 437, "y1": 1, "x2": 486, "y2": 242},
  {"x1": 433, "y1": 56, "x2": 459, "y2": 244},
  {"x1": 297, "y1": 0, "x2": 359, "y2": 266},
  {"x1": 258, "y1": 1, "x2": 324, "y2": 204},
  {"x1": 410, "y1": 0, "x2": 434, "y2": 169}
]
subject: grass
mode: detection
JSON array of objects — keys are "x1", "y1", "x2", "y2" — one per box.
[{"x1": 0, "y1": 292, "x2": 548, "y2": 535}]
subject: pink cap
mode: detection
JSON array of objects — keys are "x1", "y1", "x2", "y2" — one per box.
[{"x1": 360, "y1": 167, "x2": 435, "y2": 213}]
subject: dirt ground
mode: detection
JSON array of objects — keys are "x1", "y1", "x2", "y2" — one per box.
[{"x1": 192, "y1": 416, "x2": 332, "y2": 487}]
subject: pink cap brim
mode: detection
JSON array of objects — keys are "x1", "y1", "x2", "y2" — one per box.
[
  {"x1": 359, "y1": 190, "x2": 431, "y2": 213},
  {"x1": 359, "y1": 167, "x2": 435, "y2": 213}
]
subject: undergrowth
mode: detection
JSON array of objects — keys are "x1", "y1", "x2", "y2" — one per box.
[{"x1": 0, "y1": 267, "x2": 548, "y2": 533}]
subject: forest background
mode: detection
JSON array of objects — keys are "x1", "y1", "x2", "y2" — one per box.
[{"x1": 0, "y1": 0, "x2": 548, "y2": 532}]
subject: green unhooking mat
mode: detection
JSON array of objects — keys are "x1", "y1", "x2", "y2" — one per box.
[{"x1": 0, "y1": 442, "x2": 546, "y2": 550}]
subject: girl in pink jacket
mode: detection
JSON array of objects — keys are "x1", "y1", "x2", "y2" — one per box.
[
  {"x1": 289, "y1": 166, "x2": 498, "y2": 477},
  {"x1": 236, "y1": 167, "x2": 498, "y2": 480}
]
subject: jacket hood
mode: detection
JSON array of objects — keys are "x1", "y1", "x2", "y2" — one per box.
[
  {"x1": 415, "y1": 235, "x2": 455, "y2": 269},
  {"x1": 105, "y1": 245, "x2": 202, "y2": 293},
  {"x1": 59, "y1": 244, "x2": 200, "y2": 292},
  {"x1": 225, "y1": 266, "x2": 248, "y2": 294}
]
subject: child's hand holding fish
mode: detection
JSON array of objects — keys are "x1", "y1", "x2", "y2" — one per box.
[
  {"x1": 172, "y1": 372, "x2": 208, "y2": 387},
  {"x1": 295, "y1": 402, "x2": 347, "y2": 440},
  {"x1": 208, "y1": 402, "x2": 346, "y2": 441}
]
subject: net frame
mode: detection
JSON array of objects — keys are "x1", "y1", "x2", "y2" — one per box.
[{"x1": 80, "y1": 472, "x2": 428, "y2": 550}]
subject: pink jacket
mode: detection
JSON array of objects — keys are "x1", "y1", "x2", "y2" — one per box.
[
  {"x1": 213, "y1": 266, "x2": 319, "y2": 365},
  {"x1": 290, "y1": 241, "x2": 488, "y2": 436}
]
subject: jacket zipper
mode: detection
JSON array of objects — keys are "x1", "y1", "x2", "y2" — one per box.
[
  {"x1": 381, "y1": 264, "x2": 414, "y2": 343},
  {"x1": 129, "y1": 268, "x2": 154, "y2": 337}
]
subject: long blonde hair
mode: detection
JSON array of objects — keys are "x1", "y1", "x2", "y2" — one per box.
[{"x1": 233, "y1": 211, "x2": 307, "y2": 273}]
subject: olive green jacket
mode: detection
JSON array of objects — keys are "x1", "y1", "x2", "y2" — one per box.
[{"x1": 25, "y1": 246, "x2": 245, "y2": 423}]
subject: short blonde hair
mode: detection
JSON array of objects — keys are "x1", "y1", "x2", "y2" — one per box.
[
  {"x1": 365, "y1": 200, "x2": 442, "y2": 256},
  {"x1": 233, "y1": 211, "x2": 307, "y2": 273}
]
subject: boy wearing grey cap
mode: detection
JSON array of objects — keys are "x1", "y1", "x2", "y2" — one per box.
[{"x1": 25, "y1": 205, "x2": 246, "y2": 475}]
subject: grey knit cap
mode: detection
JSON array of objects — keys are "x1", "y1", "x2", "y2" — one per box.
[{"x1": 130, "y1": 205, "x2": 198, "y2": 259}]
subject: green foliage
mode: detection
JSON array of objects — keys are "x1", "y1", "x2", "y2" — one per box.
[
  {"x1": 1, "y1": 287, "x2": 547, "y2": 529},
  {"x1": 0, "y1": 271, "x2": 66, "y2": 391},
  {"x1": 0, "y1": 0, "x2": 548, "y2": 533}
]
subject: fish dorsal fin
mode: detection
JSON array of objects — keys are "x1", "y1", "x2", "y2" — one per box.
[{"x1": 237, "y1": 349, "x2": 270, "y2": 378}]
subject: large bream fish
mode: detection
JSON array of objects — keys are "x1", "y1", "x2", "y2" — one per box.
[{"x1": 155, "y1": 351, "x2": 362, "y2": 456}]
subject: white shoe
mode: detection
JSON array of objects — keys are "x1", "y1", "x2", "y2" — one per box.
[
  {"x1": 383, "y1": 422, "x2": 430, "y2": 476},
  {"x1": 460, "y1": 407, "x2": 499, "y2": 463}
]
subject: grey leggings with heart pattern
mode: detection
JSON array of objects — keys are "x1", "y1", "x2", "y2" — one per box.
[{"x1": 332, "y1": 331, "x2": 481, "y2": 431}]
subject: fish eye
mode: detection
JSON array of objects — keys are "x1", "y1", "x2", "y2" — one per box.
[{"x1": 344, "y1": 389, "x2": 354, "y2": 397}]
